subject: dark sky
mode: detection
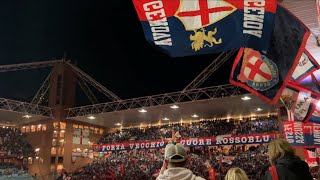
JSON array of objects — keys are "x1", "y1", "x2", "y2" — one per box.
[{"x1": 0, "y1": 0, "x2": 235, "y2": 106}]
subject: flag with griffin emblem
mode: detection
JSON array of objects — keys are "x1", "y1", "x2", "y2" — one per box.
[
  {"x1": 230, "y1": 6, "x2": 310, "y2": 104},
  {"x1": 132, "y1": 0, "x2": 278, "y2": 57}
]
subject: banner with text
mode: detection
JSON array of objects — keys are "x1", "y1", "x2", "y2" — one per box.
[
  {"x1": 93, "y1": 133, "x2": 276, "y2": 152},
  {"x1": 284, "y1": 121, "x2": 320, "y2": 147}
]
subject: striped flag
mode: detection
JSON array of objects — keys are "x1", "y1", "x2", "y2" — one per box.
[{"x1": 287, "y1": 109, "x2": 295, "y2": 121}]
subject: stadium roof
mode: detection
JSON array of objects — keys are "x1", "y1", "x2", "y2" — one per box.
[
  {"x1": 0, "y1": 110, "x2": 49, "y2": 126},
  {"x1": 0, "y1": 93, "x2": 276, "y2": 127},
  {"x1": 68, "y1": 93, "x2": 276, "y2": 128}
]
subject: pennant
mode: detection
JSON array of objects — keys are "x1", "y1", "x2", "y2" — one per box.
[
  {"x1": 132, "y1": 0, "x2": 278, "y2": 57},
  {"x1": 308, "y1": 74, "x2": 320, "y2": 124},
  {"x1": 230, "y1": 6, "x2": 310, "y2": 104},
  {"x1": 291, "y1": 50, "x2": 320, "y2": 83},
  {"x1": 304, "y1": 148, "x2": 318, "y2": 167},
  {"x1": 280, "y1": 82, "x2": 318, "y2": 122}
]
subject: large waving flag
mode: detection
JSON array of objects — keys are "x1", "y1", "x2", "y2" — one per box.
[
  {"x1": 132, "y1": 0, "x2": 277, "y2": 57},
  {"x1": 230, "y1": 6, "x2": 310, "y2": 104}
]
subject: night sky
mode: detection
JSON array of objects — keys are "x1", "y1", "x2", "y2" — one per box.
[{"x1": 0, "y1": 0, "x2": 235, "y2": 106}]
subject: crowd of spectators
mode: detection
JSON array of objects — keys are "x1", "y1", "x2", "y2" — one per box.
[
  {"x1": 66, "y1": 144, "x2": 320, "y2": 180},
  {"x1": 310, "y1": 166, "x2": 320, "y2": 180},
  {"x1": 0, "y1": 163, "x2": 30, "y2": 178},
  {"x1": 0, "y1": 127, "x2": 34, "y2": 157},
  {"x1": 65, "y1": 114, "x2": 320, "y2": 180},
  {"x1": 64, "y1": 152, "x2": 163, "y2": 180},
  {"x1": 99, "y1": 116, "x2": 278, "y2": 144}
]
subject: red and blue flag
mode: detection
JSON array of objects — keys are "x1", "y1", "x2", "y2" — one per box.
[
  {"x1": 230, "y1": 6, "x2": 310, "y2": 104},
  {"x1": 132, "y1": 0, "x2": 277, "y2": 57},
  {"x1": 284, "y1": 121, "x2": 320, "y2": 148}
]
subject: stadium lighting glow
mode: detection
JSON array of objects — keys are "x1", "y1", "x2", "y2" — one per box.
[
  {"x1": 138, "y1": 109, "x2": 147, "y2": 113},
  {"x1": 191, "y1": 114, "x2": 199, "y2": 118},
  {"x1": 22, "y1": 115, "x2": 32, "y2": 118},
  {"x1": 162, "y1": 117, "x2": 170, "y2": 121},
  {"x1": 170, "y1": 105, "x2": 179, "y2": 109},
  {"x1": 241, "y1": 96, "x2": 251, "y2": 101},
  {"x1": 115, "y1": 123, "x2": 122, "y2": 126},
  {"x1": 256, "y1": 108, "x2": 263, "y2": 111},
  {"x1": 87, "y1": 115, "x2": 96, "y2": 120}
]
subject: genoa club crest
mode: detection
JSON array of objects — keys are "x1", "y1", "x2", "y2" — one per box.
[
  {"x1": 132, "y1": 0, "x2": 278, "y2": 57},
  {"x1": 237, "y1": 48, "x2": 279, "y2": 91}
]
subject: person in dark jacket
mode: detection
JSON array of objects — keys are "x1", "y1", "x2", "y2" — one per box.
[{"x1": 264, "y1": 138, "x2": 313, "y2": 180}]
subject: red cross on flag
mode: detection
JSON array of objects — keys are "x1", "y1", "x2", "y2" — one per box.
[
  {"x1": 176, "y1": 0, "x2": 236, "y2": 30},
  {"x1": 242, "y1": 51, "x2": 273, "y2": 82}
]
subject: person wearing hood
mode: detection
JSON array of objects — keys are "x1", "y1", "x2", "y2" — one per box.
[
  {"x1": 264, "y1": 138, "x2": 313, "y2": 180},
  {"x1": 157, "y1": 143, "x2": 205, "y2": 180}
]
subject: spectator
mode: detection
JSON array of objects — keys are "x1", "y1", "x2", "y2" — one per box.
[
  {"x1": 0, "y1": 127, "x2": 34, "y2": 157},
  {"x1": 224, "y1": 167, "x2": 249, "y2": 180},
  {"x1": 157, "y1": 143, "x2": 205, "y2": 180},
  {"x1": 264, "y1": 139, "x2": 313, "y2": 180}
]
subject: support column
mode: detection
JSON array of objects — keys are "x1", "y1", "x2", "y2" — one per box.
[{"x1": 48, "y1": 62, "x2": 76, "y2": 177}]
